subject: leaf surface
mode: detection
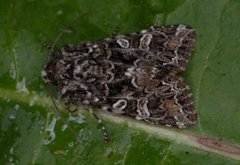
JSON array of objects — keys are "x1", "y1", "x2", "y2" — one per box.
[{"x1": 0, "y1": 0, "x2": 240, "y2": 164}]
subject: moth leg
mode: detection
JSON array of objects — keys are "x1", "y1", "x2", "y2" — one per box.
[
  {"x1": 89, "y1": 108, "x2": 110, "y2": 144},
  {"x1": 64, "y1": 101, "x2": 78, "y2": 114},
  {"x1": 50, "y1": 97, "x2": 78, "y2": 136}
]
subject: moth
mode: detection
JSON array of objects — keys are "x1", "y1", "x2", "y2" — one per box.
[{"x1": 42, "y1": 24, "x2": 197, "y2": 140}]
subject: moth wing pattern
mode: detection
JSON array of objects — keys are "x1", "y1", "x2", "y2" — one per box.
[
  {"x1": 103, "y1": 24, "x2": 196, "y2": 72},
  {"x1": 42, "y1": 24, "x2": 197, "y2": 128}
]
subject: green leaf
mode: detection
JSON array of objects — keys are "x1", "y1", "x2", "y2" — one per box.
[{"x1": 1, "y1": 0, "x2": 240, "y2": 164}]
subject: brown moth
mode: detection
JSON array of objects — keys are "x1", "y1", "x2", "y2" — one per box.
[{"x1": 42, "y1": 24, "x2": 197, "y2": 131}]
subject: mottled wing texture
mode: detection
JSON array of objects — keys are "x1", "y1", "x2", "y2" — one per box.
[{"x1": 42, "y1": 24, "x2": 197, "y2": 128}]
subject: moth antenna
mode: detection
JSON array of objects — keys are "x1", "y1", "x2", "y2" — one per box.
[
  {"x1": 38, "y1": 28, "x2": 73, "y2": 65},
  {"x1": 89, "y1": 108, "x2": 110, "y2": 144},
  {"x1": 154, "y1": 21, "x2": 160, "y2": 27},
  {"x1": 50, "y1": 96, "x2": 78, "y2": 136},
  {"x1": 49, "y1": 28, "x2": 73, "y2": 56}
]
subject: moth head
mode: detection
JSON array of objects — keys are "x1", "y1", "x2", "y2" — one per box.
[{"x1": 41, "y1": 59, "x2": 61, "y2": 85}]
